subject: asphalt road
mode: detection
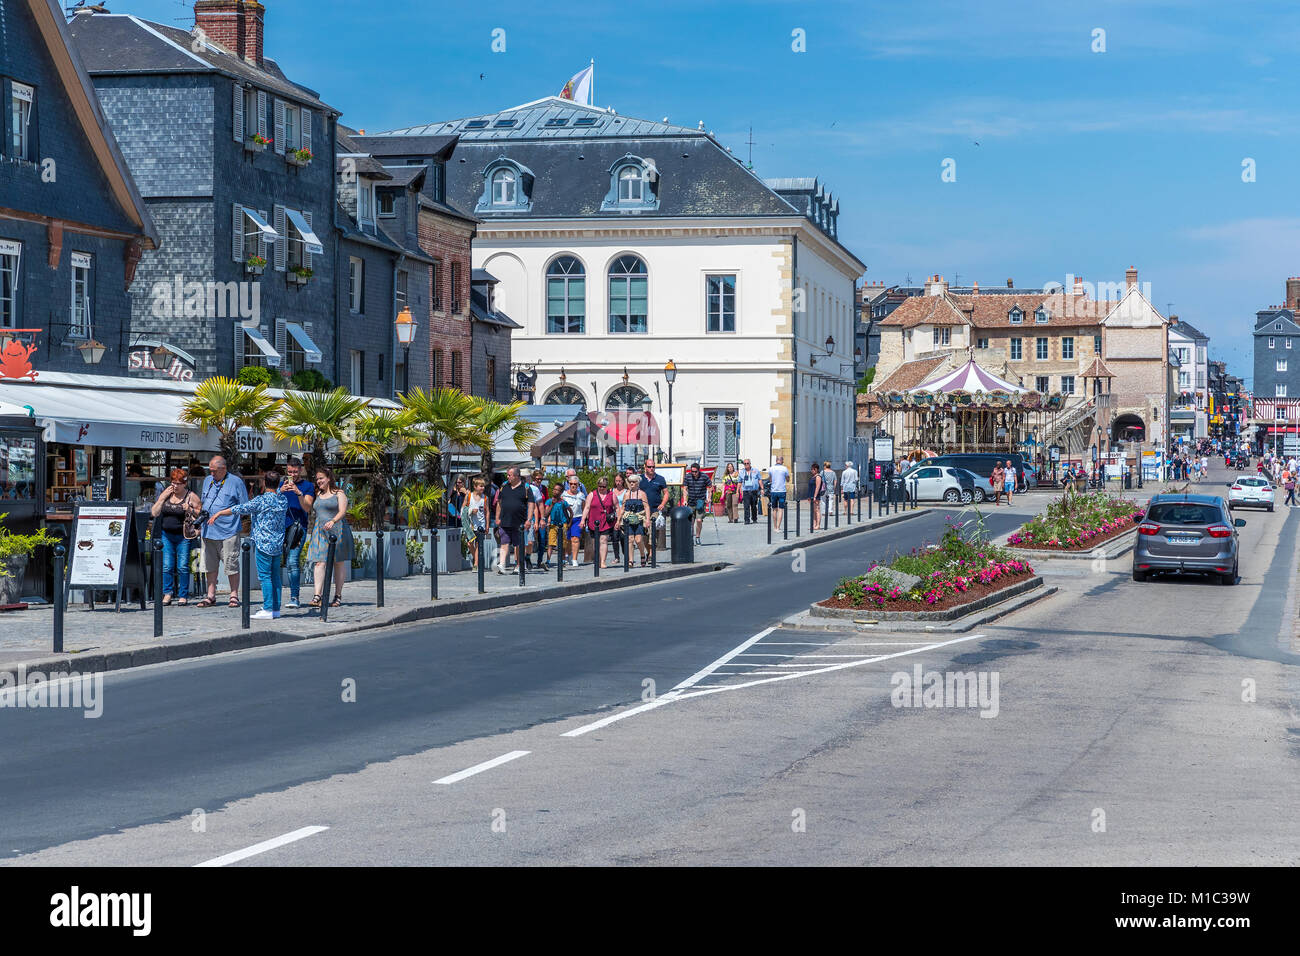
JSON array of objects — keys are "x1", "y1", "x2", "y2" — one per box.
[{"x1": 0, "y1": 506, "x2": 1023, "y2": 857}]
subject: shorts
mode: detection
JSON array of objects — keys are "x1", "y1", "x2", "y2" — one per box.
[
  {"x1": 548, "y1": 526, "x2": 561, "y2": 548},
  {"x1": 202, "y1": 534, "x2": 241, "y2": 576},
  {"x1": 689, "y1": 498, "x2": 707, "y2": 516},
  {"x1": 843, "y1": 491, "x2": 857, "y2": 501},
  {"x1": 623, "y1": 520, "x2": 646, "y2": 537},
  {"x1": 498, "y1": 526, "x2": 522, "y2": 547},
  {"x1": 770, "y1": 492, "x2": 787, "y2": 509},
  {"x1": 569, "y1": 517, "x2": 583, "y2": 539}
]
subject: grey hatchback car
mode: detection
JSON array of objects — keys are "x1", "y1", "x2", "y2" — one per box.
[{"x1": 1132, "y1": 493, "x2": 1246, "y2": 585}]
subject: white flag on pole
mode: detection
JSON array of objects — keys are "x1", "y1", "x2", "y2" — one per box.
[{"x1": 558, "y1": 63, "x2": 594, "y2": 106}]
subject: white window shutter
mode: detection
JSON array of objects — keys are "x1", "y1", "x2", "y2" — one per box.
[
  {"x1": 232, "y1": 83, "x2": 244, "y2": 143},
  {"x1": 258, "y1": 209, "x2": 268, "y2": 260},
  {"x1": 273, "y1": 99, "x2": 286, "y2": 154},
  {"x1": 232, "y1": 203, "x2": 244, "y2": 262},
  {"x1": 303, "y1": 210, "x2": 313, "y2": 271},
  {"x1": 301, "y1": 108, "x2": 312, "y2": 153},
  {"x1": 273, "y1": 205, "x2": 286, "y2": 270},
  {"x1": 275, "y1": 317, "x2": 287, "y2": 359},
  {"x1": 234, "y1": 322, "x2": 245, "y2": 373},
  {"x1": 257, "y1": 90, "x2": 267, "y2": 138}
]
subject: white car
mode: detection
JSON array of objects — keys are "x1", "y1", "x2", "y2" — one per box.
[
  {"x1": 1227, "y1": 476, "x2": 1274, "y2": 511},
  {"x1": 900, "y1": 465, "x2": 975, "y2": 503}
]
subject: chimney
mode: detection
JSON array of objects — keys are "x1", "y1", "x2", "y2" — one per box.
[
  {"x1": 1073, "y1": 275, "x2": 1083, "y2": 296},
  {"x1": 1125, "y1": 265, "x2": 1138, "y2": 289},
  {"x1": 1286, "y1": 276, "x2": 1300, "y2": 310},
  {"x1": 1006, "y1": 278, "x2": 1013, "y2": 288},
  {"x1": 971, "y1": 280, "x2": 979, "y2": 296},
  {"x1": 1169, "y1": 314, "x2": 1179, "y2": 325},
  {"x1": 194, "y1": 0, "x2": 264, "y2": 68}
]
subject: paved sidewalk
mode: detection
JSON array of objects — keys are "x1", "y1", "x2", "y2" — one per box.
[{"x1": 0, "y1": 504, "x2": 925, "y2": 675}]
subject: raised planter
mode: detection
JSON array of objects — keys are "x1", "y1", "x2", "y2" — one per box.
[
  {"x1": 243, "y1": 139, "x2": 266, "y2": 153},
  {"x1": 0, "y1": 555, "x2": 28, "y2": 605},
  {"x1": 405, "y1": 528, "x2": 465, "y2": 574},
  {"x1": 1006, "y1": 527, "x2": 1137, "y2": 561},
  {"x1": 352, "y1": 530, "x2": 409, "y2": 579},
  {"x1": 286, "y1": 153, "x2": 311, "y2": 168},
  {"x1": 811, "y1": 574, "x2": 1044, "y2": 622}
]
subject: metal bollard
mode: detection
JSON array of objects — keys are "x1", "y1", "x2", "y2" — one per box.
[
  {"x1": 624, "y1": 527, "x2": 631, "y2": 573},
  {"x1": 795, "y1": 489, "x2": 801, "y2": 537},
  {"x1": 153, "y1": 536, "x2": 164, "y2": 638},
  {"x1": 53, "y1": 544, "x2": 66, "y2": 653},
  {"x1": 321, "y1": 533, "x2": 337, "y2": 623},
  {"x1": 430, "y1": 529, "x2": 438, "y2": 600},
  {"x1": 519, "y1": 525, "x2": 526, "y2": 587},
  {"x1": 477, "y1": 532, "x2": 486, "y2": 594},
  {"x1": 557, "y1": 529, "x2": 564, "y2": 582},
  {"x1": 835, "y1": 490, "x2": 840, "y2": 528},
  {"x1": 650, "y1": 516, "x2": 658, "y2": 568},
  {"x1": 375, "y1": 529, "x2": 385, "y2": 608},
  {"x1": 766, "y1": 497, "x2": 772, "y2": 544},
  {"x1": 240, "y1": 539, "x2": 251, "y2": 630},
  {"x1": 593, "y1": 528, "x2": 600, "y2": 578}
]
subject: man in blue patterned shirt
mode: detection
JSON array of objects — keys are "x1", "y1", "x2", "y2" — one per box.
[{"x1": 209, "y1": 470, "x2": 288, "y2": 619}]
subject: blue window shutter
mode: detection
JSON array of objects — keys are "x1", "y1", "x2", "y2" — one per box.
[
  {"x1": 273, "y1": 99, "x2": 286, "y2": 154},
  {"x1": 257, "y1": 90, "x2": 267, "y2": 138},
  {"x1": 275, "y1": 317, "x2": 287, "y2": 359},
  {"x1": 232, "y1": 83, "x2": 243, "y2": 143},
  {"x1": 303, "y1": 210, "x2": 313, "y2": 272},
  {"x1": 301, "y1": 108, "x2": 312, "y2": 154},
  {"x1": 234, "y1": 321, "x2": 245, "y2": 373},
  {"x1": 273, "y1": 205, "x2": 286, "y2": 270}
]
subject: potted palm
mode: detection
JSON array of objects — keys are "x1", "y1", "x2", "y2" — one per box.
[
  {"x1": 0, "y1": 516, "x2": 57, "y2": 606},
  {"x1": 271, "y1": 386, "x2": 368, "y2": 476},
  {"x1": 343, "y1": 408, "x2": 422, "y2": 579},
  {"x1": 399, "y1": 387, "x2": 482, "y2": 573},
  {"x1": 179, "y1": 376, "x2": 278, "y2": 473}
]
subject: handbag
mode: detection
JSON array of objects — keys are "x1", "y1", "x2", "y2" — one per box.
[{"x1": 285, "y1": 520, "x2": 305, "y2": 553}]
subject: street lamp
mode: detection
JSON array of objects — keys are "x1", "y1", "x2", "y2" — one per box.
[
  {"x1": 394, "y1": 306, "x2": 417, "y2": 396},
  {"x1": 664, "y1": 360, "x2": 677, "y2": 462},
  {"x1": 77, "y1": 339, "x2": 107, "y2": 365},
  {"x1": 552, "y1": 418, "x2": 564, "y2": 473},
  {"x1": 640, "y1": 395, "x2": 654, "y2": 467}
]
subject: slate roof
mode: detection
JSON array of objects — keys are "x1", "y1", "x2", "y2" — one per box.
[
  {"x1": 470, "y1": 286, "x2": 522, "y2": 329},
  {"x1": 1169, "y1": 319, "x2": 1209, "y2": 342},
  {"x1": 352, "y1": 135, "x2": 459, "y2": 159},
  {"x1": 383, "y1": 97, "x2": 704, "y2": 141},
  {"x1": 871, "y1": 356, "x2": 951, "y2": 392},
  {"x1": 66, "y1": 12, "x2": 336, "y2": 114},
  {"x1": 380, "y1": 165, "x2": 426, "y2": 188}
]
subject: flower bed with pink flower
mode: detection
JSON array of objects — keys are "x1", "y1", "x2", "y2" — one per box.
[
  {"x1": 822, "y1": 515, "x2": 1036, "y2": 612},
  {"x1": 1007, "y1": 490, "x2": 1144, "y2": 552}
]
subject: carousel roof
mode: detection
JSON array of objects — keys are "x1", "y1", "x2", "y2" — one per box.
[{"x1": 910, "y1": 358, "x2": 1026, "y2": 394}]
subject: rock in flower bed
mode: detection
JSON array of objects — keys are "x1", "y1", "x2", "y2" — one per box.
[
  {"x1": 823, "y1": 515, "x2": 1035, "y2": 611},
  {"x1": 1006, "y1": 490, "x2": 1144, "y2": 552}
]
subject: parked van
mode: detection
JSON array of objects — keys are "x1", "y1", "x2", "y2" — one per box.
[{"x1": 923, "y1": 453, "x2": 1028, "y2": 491}]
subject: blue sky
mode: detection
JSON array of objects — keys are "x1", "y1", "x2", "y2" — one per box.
[{"x1": 119, "y1": 0, "x2": 1300, "y2": 387}]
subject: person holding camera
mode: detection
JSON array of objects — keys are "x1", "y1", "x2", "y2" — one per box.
[
  {"x1": 279, "y1": 457, "x2": 315, "y2": 609},
  {"x1": 150, "y1": 468, "x2": 200, "y2": 606}
]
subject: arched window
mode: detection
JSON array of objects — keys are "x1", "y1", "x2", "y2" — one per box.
[
  {"x1": 546, "y1": 256, "x2": 585, "y2": 334},
  {"x1": 605, "y1": 385, "x2": 648, "y2": 410},
  {"x1": 491, "y1": 168, "x2": 516, "y2": 205},
  {"x1": 618, "y1": 166, "x2": 643, "y2": 202},
  {"x1": 608, "y1": 255, "x2": 648, "y2": 334},
  {"x1": 545, "y1": 385, "x2": 586, "y2": 409}
]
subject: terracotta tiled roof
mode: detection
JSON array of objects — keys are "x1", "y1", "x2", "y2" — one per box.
[
  {"x1": 1081, "y1": 356, "x2": 1117, "y2": 379},
  {"x1": 870, "y1": 355, "x2": 950, "y2": 393},
  {"x1": 880, "y1": 291, "x2": 1113, "y2": 330}
]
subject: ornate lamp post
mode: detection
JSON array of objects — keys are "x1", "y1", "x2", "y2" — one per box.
[
  {"x1": 664, "y1": 359, "x2": 677, "y2": 461},
  {"x1": 394, "y1": 306, "x2": 417, "y2": 397}
]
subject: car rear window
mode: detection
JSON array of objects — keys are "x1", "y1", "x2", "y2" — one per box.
[
  {"x1": 1146, "y1": 503, "x2": 1223, "y2": 525},
  {"x1": 1239, "y1": 478, "x2": 1267, "y2": 486}
]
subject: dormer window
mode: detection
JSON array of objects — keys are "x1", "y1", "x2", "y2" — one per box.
[
  {"x1": 602, "y1": 154, "x2": 660, "y2": 212},
  {"x1": 1034, "y1": 308, "x2": 1048, "y2": 324},
  {"x1": 619, "y1": 166, "x2": 644, "y2": 202},
  {"x1": 1009, "y1": 307, "x2": 1023, "y2": 324},
  {"x1": 476, "y1": 158, "x2": 534, "y2": 212}
]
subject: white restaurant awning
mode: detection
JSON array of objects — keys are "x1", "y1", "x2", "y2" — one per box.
[
  {"x1": 285, "y1": 208, "x2": 323, "y2": 256},
  {"x1": 285, "y1": 322, "x2": 322, "y2": 364}
]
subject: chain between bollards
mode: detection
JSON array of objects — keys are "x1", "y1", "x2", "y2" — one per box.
[
  {"x1": 153, "y1": 536, "x2": 164, "y2": 638},
  {"x1": 53, "y1": 544, "x2": 66, "y2": 653},
  {"x1": 240, "y1": 539, "x2": 251, "y2": 630}
]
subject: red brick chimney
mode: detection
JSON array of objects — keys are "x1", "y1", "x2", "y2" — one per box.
[
  {"x1": 194, "y1": 0, "x2": 264, "y2": 68},
  {"x1": 1125, "y1": 265, "x2": 1138, "y2": 289},
  {"x1": 1072, "y1": 275, "x2": 1083, "y2": 295},
  {"x1": 1286, "y1": 276, "x2": 1300, "y2": 310}
]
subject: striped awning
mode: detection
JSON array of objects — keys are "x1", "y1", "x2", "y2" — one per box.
[{"x1": 910, "y1": 359, "x2": 1026, "y2": 394}]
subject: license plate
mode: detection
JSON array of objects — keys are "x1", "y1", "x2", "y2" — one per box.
[{"x1": 1167, "y1": 535, "x2": 1198, "y2": 545}]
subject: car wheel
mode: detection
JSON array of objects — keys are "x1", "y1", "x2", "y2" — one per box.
[
  {"x1": 1132, "y1": 567, "x2": 1146, "y2": 582},
  {"x1": 960, "y1": 490, "x2": 974, "y2": 504},
  {"x1": 1268, "y1": 504, "x2": 1274, "y2": 512},
  {"x1": 942, "y1": 488, "x2": 961, "y2": 502},
  {"x1": 974, "y1": 489, "x2": 987, "y2": 502},
  {"x1": 1220, "y1": 563, "x2": 1237, "y2": 585}
]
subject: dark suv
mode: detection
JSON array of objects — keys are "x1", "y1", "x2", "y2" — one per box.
[{"x1": 1132, "y1": 494, "x2": 1245, "y2": 585}]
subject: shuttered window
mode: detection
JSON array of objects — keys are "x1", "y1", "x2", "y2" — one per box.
[
  {"x1": 232, "y1": 203, "x2": 244, "y2": 262},
  {"x1": 273, "y1": 98, "x2": 286, "y2": 154},
  {"x1": 273, "y1": 205, "x2": 286, "y2": 270},
  {"x1": 232, "y1": 82, "x2": 243, "y2": 143},
  {"x1": 257, "y1": 90, "x2": 267, "y2": 138},
  {"x1": 301, "y1": 108, "x2": 311, "y2": 153}
]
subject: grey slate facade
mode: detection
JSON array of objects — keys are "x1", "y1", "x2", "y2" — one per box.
[
  {"x1": 1253, "y1": 308, "x2": 1300, "y2": 402},
  {"x1": 67, "y1": 9, "x2": 341, "y2": 385},
  {"x1": 0, "y1": 0, "x2": 158, "y2": 376},
  {"x1": 469, "y1": 270, "x2": 520, "y2": 401}
]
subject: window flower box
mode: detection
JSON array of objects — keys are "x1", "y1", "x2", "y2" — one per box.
[
  {"x1": 287, "y1": 148, "x2": 313, "y2": 167},
  {"x1": 245, "y1": 255, "x2": 267, "y2": 276},
  {"x1": 244, "y1": 134, "x2": 272, "y2": 153},
  {"x1": 288, "y1": 267, "x2": 313, "y2": 285}
]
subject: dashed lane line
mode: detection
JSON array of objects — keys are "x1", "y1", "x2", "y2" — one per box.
[
  {"x1": 194, "y1": 826, "x2": 329, "y2": 867},
  {"x1": 434, "y1": 750, "x2": 531, "y2": 785}
]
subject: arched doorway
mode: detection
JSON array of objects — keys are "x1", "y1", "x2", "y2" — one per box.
[
  {"x1": 604, "y1": 385, "x2": 651, "y2": 469},
  {"x1": 1112, "y1": 414, "x2": 1145, "y2": 443}
]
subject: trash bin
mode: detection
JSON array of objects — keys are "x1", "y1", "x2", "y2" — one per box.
[
  {"x1": 1123, "y1": 470, "x2": 1132, "y2": 490},
  {"x1": 670, "y1": 505, "x2": 694, "y2": 563}
]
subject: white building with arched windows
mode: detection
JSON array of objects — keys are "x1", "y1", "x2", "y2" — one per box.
[{"x1": 369, "y1": 98, "x2": 865, "y2": 479}]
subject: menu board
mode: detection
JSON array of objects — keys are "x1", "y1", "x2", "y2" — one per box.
[{"x1": 67, "y1": 503, "x2": 132, "y2": 590}]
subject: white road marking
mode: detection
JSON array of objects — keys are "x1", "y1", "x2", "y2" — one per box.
[
  {"x1": 194, "y1": 826, "x2": 328, "y2": 867},
  {"x1": 561, "y1": 698, "x2": 674, "y2": 737},
  {"x1": 669, "y1": 626, "x2": 776, "y2": 693},
  {"x1": 434, "y1": 750, "x2": 531, "y2": 784}
]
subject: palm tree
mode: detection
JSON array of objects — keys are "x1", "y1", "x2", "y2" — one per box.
[
  {"x1": 399, "y1": 388, "x2": 482, "y2": 518},
  {"x1": 271, "y1": 387, "x2": 369, "y2": 473},
  {"x1": 179, "y1": 377, "x2": 278, "y2": 471},
  {"x1": 470, "y1": 399, "x2": 540, "y2": 486},
  {"x1": 342, "y1": 407, "x2": 422, "y2": 530}
]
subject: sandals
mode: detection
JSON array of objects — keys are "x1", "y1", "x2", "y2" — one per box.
[
  {"x1": 310, "y1": 596, "x2": 322, "y2": 609},
  {"x1": 227, "y1": 595, "x2": 240, "y2": 609},
  {"x1": 177, "y1": 598, "x2": 188, "y2": 606},
  {"x1": 329, "y1": 595, "x2": 342, "y2": 608},
  {"x1": 162, "y1": 594, "x2": 172, "y2": 606},
  {"x1": 195, "y1": 597, "x2": 216, "y2": 608}
]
